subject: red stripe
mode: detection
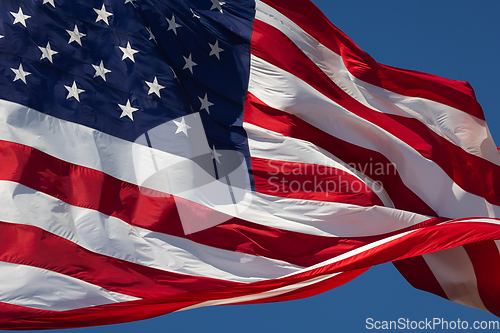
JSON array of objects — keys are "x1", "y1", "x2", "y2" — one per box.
[
  {"x1": 250, "y1": 19, "x2": 500, "y2": 208},
  {"x1": 260, "y1": 0, "x2": 484, "y2": 120},
  {"x1": 232, "y1": 267, "x2": 369, "y2": 305},
  {"x1": 3, "y1": 220, "x2": 500, "y2": 329},
  {"x1": 245, "y1": 92, "x2": 438, "y2": 217},
  {"x1": 392, "y1": 256, "x2": 448, "y2": 300},
  {"x1": 191, "y1": 217, "x2": 447, "y2": 268},
  {"x1": 0, "y1": 140, "x2": 185, "y2": 236},
  {"x1": 251, "y1": 157, "x2": 384, "y2": 206},
  {"x1": 0, "y1": 139, "x2": 447, "y2": 268},
  {"x1": 0, "y1": 302, "x2": 50, "y2": 324},
  {"x1": 0, "y1": 221, "x2": 241, "y2": 299},
  {"x1": 317, "y1": 221, "x2": 500, "y2": 276},
  {"x1": 0, "y1": 298, "x2": 201, "y2": 330},
  {"x1": 464, "y1": 241, "x2": 500, "y2": 317}
]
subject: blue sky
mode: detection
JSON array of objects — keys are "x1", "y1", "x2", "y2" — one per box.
[{"x1": 18, "y1": 1, "x2": 500, "y2": 332}]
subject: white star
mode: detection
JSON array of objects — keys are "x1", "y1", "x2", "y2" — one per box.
[
  {"x1": 119, "y1": 100, "x2": 139, "y2": 120},
  {"x1": 0, "y1": 36, "x2": 3, "y2": 39},
  {"x1": 94, "y1": 4, "x2": 113, "y2": 25},
  {"x1": 11, "y1": 8, "x2": 31, "y2": 27},
  {"x1": 173, "y1": 117, "x2": 191, "y2": 137},
  {"x1": 209, "y1": 40, "x2": 224, "y2": 60},
  {"x1": 43, "y1": 0, "x2": 55, "y2": 7},
  {"x1": 183, "y1": 54, "x2": 197, "y2": 74},
  {"x1": 119, "y1": 42, "x2": 139, "y2": 62},
  {"x1": 145, "y1": 27, "x2": 156, "y2": 43},
  {"x1": 66, "y1": 25, "x2": 86, "y2": 46},
  {"x1": 145, "y1": 77, "x2": 165, "y2": 98},
  {"x1": 198, "y1": 93, "x2": 214, "y2": 114},
  {"x1": 92, "y1": 60, "x2": 111, "y2": 81},
  {"x1": 166, "y1": 15, "x2": 182, "y2": 35},
  {"x1": 211, "y1": 146, "x2": 222, "y2": 164},
  {"x1": 210, "y1": 0, "x2": 225, "y2": 13},
  {"x1": 64, "y1": 81, "x2": 85, "y2": 102},
  {"x1": 11, "y1": 64, "x2": 30, "y2": 84},
  {"x1": 124, "y1": 0, "x2": 136, "y2": 4},
  {"x1": 190, "y1": 8, "x2": 201, "y2": 19},
  {"x1": 39, "y1": 42, "x2": 58, "y2": 63}
]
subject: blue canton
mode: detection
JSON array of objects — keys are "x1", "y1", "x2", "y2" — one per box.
[{"x1": 0, "y1": 0, "x2": 255, "y2": 174}]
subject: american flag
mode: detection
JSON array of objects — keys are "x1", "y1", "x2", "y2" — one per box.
[{"x1": 0, "y1": 0, "x2": 500, "y2": 329}]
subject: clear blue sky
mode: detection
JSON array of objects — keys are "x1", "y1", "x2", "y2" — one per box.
[{"x1": 18, "y1": 1, "x2": 500, "y2": 332}]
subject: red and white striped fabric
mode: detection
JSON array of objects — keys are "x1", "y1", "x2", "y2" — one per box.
[
  {"x1": 1, "y1": 0, "x2": 500, "y2": 329},
  {"x1": 248, "y1": 0, "x2": 500, "y2": 316}
]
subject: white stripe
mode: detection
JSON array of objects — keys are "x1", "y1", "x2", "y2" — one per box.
[
  {"x1": 0, "y1": 181, "x2": 302, "y2": 283},
  {"x1": 0, "y1": 99, "x2": 430, "y2": 237},
  {"x1": 446, "y1": 217, "x2": 500, "y2": 226},
  {"x1": 494, "y1": 239, "x2": 500, "y2": 255},
  {"x1": 244, "y1": 121, "x2": 394, "y2": 208},
  {"x1": 347, "y1": 79, "x2": 500, "y2": 166},
  {"x1": 0, "y1": 261, "x2": 139, "y2": 311},
  {"x1": 244, "y1": 192, "x2": 429, "y2": 237},
  {"x1": 423, "y1": 247, "x2": 488, "y2": 311},
  {"x1": 179, "y1": 271, "x2": 341, "y2": 311},
  {"x1": 255, "y1": 0, "x2": 500, "y2": 166},
  {"x1": 248, "y1": 54, "x2": 500, "y2": 220}
]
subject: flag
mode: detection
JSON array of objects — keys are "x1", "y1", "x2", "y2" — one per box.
[{"x1": 0, "y1": 0, "x2": 499, "y2": 329}]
